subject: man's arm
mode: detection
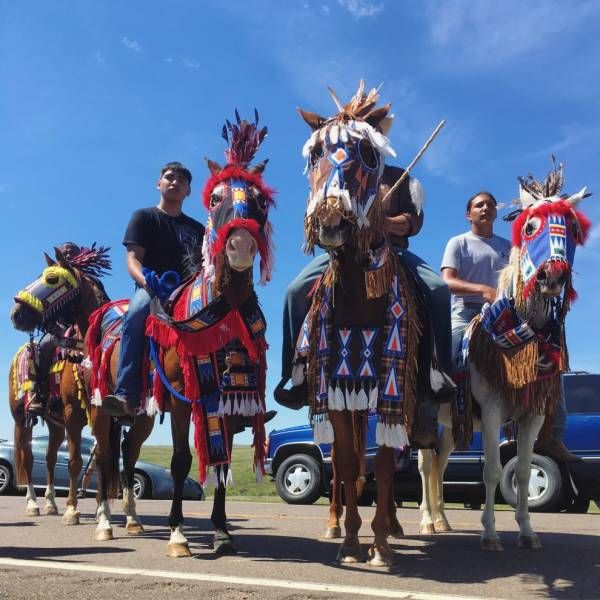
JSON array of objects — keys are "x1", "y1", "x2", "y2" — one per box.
[
  {"x1": 125, "y1": 245, "x2": 147, "y2": 288},
  {"x1": 385, "y1": 211, "x2": 423, "y2": 237},
  {"x1": 441, "y1": 267, "x2": 497, "y2": 303}
]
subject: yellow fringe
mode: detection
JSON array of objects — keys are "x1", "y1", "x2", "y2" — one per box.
[
  {"x1": 72, "y1": 363, "x2": 91, "y2": 427},
  {"x1": 14, "y1": 291, "x2": 43, "y2": 314}
]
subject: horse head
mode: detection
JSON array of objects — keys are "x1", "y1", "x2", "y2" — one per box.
[
  {"x1": 11, "y1": 243, "x2": 111, "y2": 334},
  {"x1": 201, "y1": 110, "x2": 275, "y2": 288},
  {"x1": 299, "y1": 80, "x2": 396, "y2": 253},
  {"x1": 511, "y1": 159, "x2": 591, "y2": 303}
]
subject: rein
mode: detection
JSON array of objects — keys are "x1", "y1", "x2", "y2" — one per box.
[{"x1": 148, "y1": 337, "x2": 196, "y2": 405}]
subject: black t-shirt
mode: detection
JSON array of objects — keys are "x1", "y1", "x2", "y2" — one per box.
[{"x1": 123, "y1": 207, "x2": 205, "y2": 276}]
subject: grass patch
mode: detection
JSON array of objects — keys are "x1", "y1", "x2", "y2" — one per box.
[{"x1": 140, "y1": 445, "x2": 279, "y2": 499}]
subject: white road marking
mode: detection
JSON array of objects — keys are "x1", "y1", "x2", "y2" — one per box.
[{"x1": 0, "y1": 557, "x2": 499, "y2": 600}]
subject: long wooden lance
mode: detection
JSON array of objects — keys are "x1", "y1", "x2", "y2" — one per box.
[{"x1": 380, "y1": 119, "x2": 446, "y2": 205}]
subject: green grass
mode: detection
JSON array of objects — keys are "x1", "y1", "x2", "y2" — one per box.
[{"x1": 139, "y1": 445, "x2": 280, "y2": 500}]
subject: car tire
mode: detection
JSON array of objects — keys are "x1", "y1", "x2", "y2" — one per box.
[
  {"x1": 500, "y1": 453, "x2": 563, "y2": 512},
  {"x1": 275, "y1": 454, "x2": 322, "y2": 504},
  {"x1": 357, "y1": 489, "x2": 375, "y2": 506},
  {"x1": 0, "y1": 463, "x2": 12, "y2": 495},
  {"x1": 133, "y1": 471, "x2": 150, "y2": 500}
]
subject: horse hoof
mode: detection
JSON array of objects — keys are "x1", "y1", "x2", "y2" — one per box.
[
  {"x1": 26, "y1": 506, "x2": 40, "y2": 517},
  {"x1": 62, "y1": 512, "x2": 80, "y2": 526},
  {"x1": 367, "y1": 546, "x2": 394, "y2": 568},
  {"x1": 419, "y1": 523, "x2": 436, "y2": 535},
  {"x1": 95, "y1": 528, "x2": 114, "y2": 541},
  {"x1": 324, "y1": 526, "x2": 342, "y2": 539},
  {"x1": 434, "y1": 520, "x2": 452, "y2": 533},
  {"x1": 213, "y1": 538, "x2": 237, "y2": 555},
  {"x1": 481, "y1": 537, "x2": 503, "y2": 552},
  {"x1": 518, "y1": 534, "x2": 542, "y2": 549},
  {"x1": 167, "y1": 543, "x2": 192, "y2": 558},
  {"x1": 44, "y1": 505, "x2": 59, "y2": 516},
  {"x1": 126, "y1": 523, "x2": 145, "y2": 535},
  {"x1": 337, "y1": 545, "x2": 362, "y2": 564},
  {"x1": 389, "y1": 525, "x2": 404, "y2": 539}
]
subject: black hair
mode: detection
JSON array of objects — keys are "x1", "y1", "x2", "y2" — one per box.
[
  {"x1": 160, "y1": 161, "x2": 192, "y2": 184},
  {"x1": 466, "y1": 191, "x2": 497, "y2": 213}
]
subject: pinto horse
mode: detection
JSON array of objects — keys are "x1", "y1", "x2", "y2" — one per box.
[
  {"x1": 145, "y1": 111, "x2": 275, "y2": 557},
  {"x1": 418, "y1": 160, "x2": 591, "y2": 549},
  {"x1": 290, "y1": 81, "x2": 427, "y2": 566},
  {"x1": 9, "y1": 245, "x2": 110, "y2": 524}
]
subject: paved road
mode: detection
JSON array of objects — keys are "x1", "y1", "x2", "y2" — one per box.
[{"x1": 0, "y1": 496, "x2": 599, "y2": 599}]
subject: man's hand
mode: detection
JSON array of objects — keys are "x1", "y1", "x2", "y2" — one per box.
[
  {"x1": 480, "y1": 285, "x2": 497, "y2": 303},
  {"x1": 385, "y1": 215, "x2": 412, "y2": 237}
]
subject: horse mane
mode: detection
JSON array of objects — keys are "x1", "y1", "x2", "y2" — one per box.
[{"x1": 222, "y1": 109, "x2": 267, "y2": 166}]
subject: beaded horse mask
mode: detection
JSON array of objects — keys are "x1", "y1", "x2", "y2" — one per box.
[
  {"x1": 511, "y1": 159, "x2": 591, "y2": 301},
  {"x1": 11, "y1": 244, "x2": 110, "y2": 333},
  {"x1": 201, "y1": 110, "x2": 275, "y2": 285},
  {"x1": 299, "y1": 81, "x2": 399, "y2": 253}
]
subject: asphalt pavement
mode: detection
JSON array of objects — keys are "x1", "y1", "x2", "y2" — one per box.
[{"x1": 0, "y1": 496, "x2": 599, "y2": 599}]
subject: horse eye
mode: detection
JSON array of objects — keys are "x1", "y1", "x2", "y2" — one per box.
[
  {"x1": 310, "y1": 144, "x2": 323, "y2": 169},
  {"x1": 255, "y1": 192, "x2": 267, "y2": 211},
  {"x1": 45, "y1": 274, "x2": 59, "y2": 285},
  {"x1": 523, "y1": 216, "x2": 542, "y2": 238},
  {"x1": 210, "y1": 192, "x2": 222, "y2": 208},
  {"x1": 357, "y1": 138, "x2": 378, "y2": 170}
]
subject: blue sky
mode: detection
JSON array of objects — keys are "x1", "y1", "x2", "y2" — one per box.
[{"x1": 1, "y1": 0, "x2": 599, "y2": 447}]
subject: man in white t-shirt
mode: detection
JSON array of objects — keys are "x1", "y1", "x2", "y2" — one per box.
[
  {"x1": 441, "y1": 191, "x2": 579, "y2": 462},
  {"x1": 441, "y1": 191, "x2": 511, "y2": 364}
]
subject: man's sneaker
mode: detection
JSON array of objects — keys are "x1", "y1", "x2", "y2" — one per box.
[
  {"x1": 102, "y1": 394, "x2": 137, "y2": 418},
  {"x1": 534, "y1": 438, "x2": 582, "y2": 462}
]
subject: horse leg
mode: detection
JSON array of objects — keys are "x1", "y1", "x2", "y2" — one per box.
[
  {"x1": 15, "y1": 422, "x2": 39, "y2": 516},
  {"x1": 211, "y1": 416, "x2": 238, "y2": 555},
  {"x1": 477, "y1": 387, "x2": 504, "y2": 551},
  {"x1": 324, "y1": 444, "x2": 343, "y2": 539},
  {"x1": 431, "y1": 425, "x2": 454, "y2": 532},
  {"x1": 388, "y1": 484, "x2": 403, "y2": 538},
  {"x1": 515, "y1": 412, "x2": 545, "y2": 549},
  {"x1": 330, "y1": 411, "x2": 362, "y2": 563},
  {"x1": 367, "y1": 446, "x2": 396, "y2": 567},
  {"x1": 121, "y1": 414, "x2": 154, "y2": 534},
  {"x1": 418, "y1": 449, "x2": 436, "y2": 534},
  {"x1": 166, "y1": 400, "x2": 192, "y2": 557},
  {"x1": 92, "y1": 409, "x2": 119, "y2": 541},
  {"x1": 44, "y1": 422, "x2": 64, "y2": 517}
]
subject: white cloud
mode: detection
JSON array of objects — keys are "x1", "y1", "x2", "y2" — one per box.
[
  {"x1": 424, "y1": 0, "x2": 599, "y2": 67},
  {"x1": 525, "y1": 122, "x2": 600, "y2": 160},
  {"x1": 336, "y1": 0, "x2": 383, "y2": 18},
  {"x1": 163, "y1": 57, "x2": 174, "y2": 63},
  {"x1": 183, "y1": 58, "x2": 200, "y2": 69},
  {"x1": 321, "y1": 4, "x2": 330, "y2": 15},
  {"x1": 94, "y1": 51, "x2": 105, "y2": 64},
  {"x1": 0, "y1": 185, "x2": 5, "y2": 193},
  {"x1": 121, "y1": 36, "x2": 141, "y2": 52}
]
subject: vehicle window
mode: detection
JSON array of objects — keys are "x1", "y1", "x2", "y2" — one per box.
[
  {"x1": 563, "y1": 374, "x2": 600, "y2": 413},
  {"x1": 31, "y1": 437, "x2": 49, "y2": 448}
]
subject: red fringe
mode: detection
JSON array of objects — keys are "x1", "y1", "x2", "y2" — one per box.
[
  {"x1": 201, "y1": 165, "x2": 276, "y2": 210},
  {"x1": 145, "y1": 310, "x2": 262, "y2": 363},
  {"x1": 97, "y1": 339, "x2": 117, "y2": 398},
  {"x1": 513, "y1": 199, "x2": 591, "y2": 247},
  {"x1": 151, "y1": 346, "x2": 167, "y2": 413},
  {"x1": 86, "y1": 300, "x2": 127, "y2": 358}
]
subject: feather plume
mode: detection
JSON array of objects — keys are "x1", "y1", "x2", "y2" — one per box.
[
  {"x1": 223, "y1": 109, "x2": 268, "y2": 166},
  {"x1": 67, "y1": 243, "x2": 111, "y2": 278}
]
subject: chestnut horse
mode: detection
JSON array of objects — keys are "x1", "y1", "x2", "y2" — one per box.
[
  {"x1": 291, "y1": 82, "x2": 425, "y2": 566},
  {"x1": 145, "y1": 111, "x2": 275, "y2": 556},
  {"x1": 418, "y1": 160, "x2": 591, "y2": 549},
  {"x1": 10, "y1": 245, "x2": 110, "y2": 524}
]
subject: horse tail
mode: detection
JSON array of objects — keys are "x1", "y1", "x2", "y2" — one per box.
[
  {"x1": 352, "y1": 412, "x2": 367, "y2": 498},
  {"x1": 13, "y1": 421, "x2": 29, "y2": 487}
]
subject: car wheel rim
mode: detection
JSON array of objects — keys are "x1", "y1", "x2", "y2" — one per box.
[
  {"x1": 511, "y1": 465, "x2": 548, "y2": 501},
  {"x1": 284, "y1": 464, "x2": 311, "y2": 495},
  {"x1": 133, "y1": 479, "x2": 142, "y2": 499},
  {"x1": 0, "y1": 469, "x2": 6, "y2": 490}
]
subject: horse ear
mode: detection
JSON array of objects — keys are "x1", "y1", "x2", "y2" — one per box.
[
  {"x1": 248, "y1": 159, "x2": 269, "y2": 175},
  {"x1": 205, "y1": 158, "x2": 222, "y2": 176},
  {"x1": 566, "y1": 186, "x2": 591, "y2": 207},
  {"x1": 54, "y1": 246, "x2": 69, "y2": 268},
  {"x1": 297, "y1": 108, "x2": 326, "y2": 131},
  {"x1": 365, "y1": 104, "x2": 392, "y2": 133},
  {"x1": 44, "y1": 252, "x2": 56, "y2": 267}
]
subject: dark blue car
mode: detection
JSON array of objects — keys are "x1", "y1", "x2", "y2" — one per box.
[{"x1": 265, "y1": 372, "x2": 600, "y2": 512}]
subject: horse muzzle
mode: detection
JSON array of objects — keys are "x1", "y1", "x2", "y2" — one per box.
[
  {"x1": 10, "y1": 299, "x2": 42, "y2": 332},
  {"x1": 317, "y1": 222, "x2": 351, "y2": 250},
  {"x1": 536, "y1": 261, "x2": 569, "y2": 297},
  {"x1": 225, "y1": 228, "x2": 258, "y2": 272}
]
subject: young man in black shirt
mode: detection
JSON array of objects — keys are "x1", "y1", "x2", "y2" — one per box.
[{"x1": 103, "y1": 162, "x2": 204, "y2": 419}]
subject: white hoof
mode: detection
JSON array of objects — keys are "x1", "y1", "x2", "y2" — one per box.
[
  {"x1": 95, "y1": 527, "x2": 114, "y2": 541},
  {"x1": 518, "y1": 534, "x2": 542, "y2": 549},
  {"x1": 61, "y1": 508, "x2": 80, "y2": 526},
  {"x1": 419, "y1": 522, "x2": 436, "y2": 535},
  {"x1": 324, "y1": 526, "x2": 342, "y2": 539},
  {"x1": 44, "y1": 504, "x2": 59, "y2": 516},
  {"x1": 167, "y1": 542, "x2": 192, "y2": 558},
  {"x1": 126, "y1": 521, "x2": 145, "y2": 535},
  {"x1": 481, "y1": 536, "x2": 503, "y2": 551},
  {"x1": 434, "y1": 519, "x2": 452, "y2": 533},
  {"x1": 26, "y1": 506, "x2": 40, "y2": 517}
]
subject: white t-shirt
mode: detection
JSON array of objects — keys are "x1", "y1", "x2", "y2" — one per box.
[{"x1": 441, "y1": 231, "x2": 511, "y2": 309}]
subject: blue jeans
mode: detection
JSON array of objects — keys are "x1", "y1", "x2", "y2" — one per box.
[
  {"x1": 280, "y1": 249, "x2": 452, "y2": 380},
  {"x1": 114, "y1": 286, "x2": 151, "y2": 407}
]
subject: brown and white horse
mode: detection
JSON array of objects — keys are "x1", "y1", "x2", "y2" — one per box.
[{"x1": 419, "y1": 161, "x2": 591, "y2": 550}]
